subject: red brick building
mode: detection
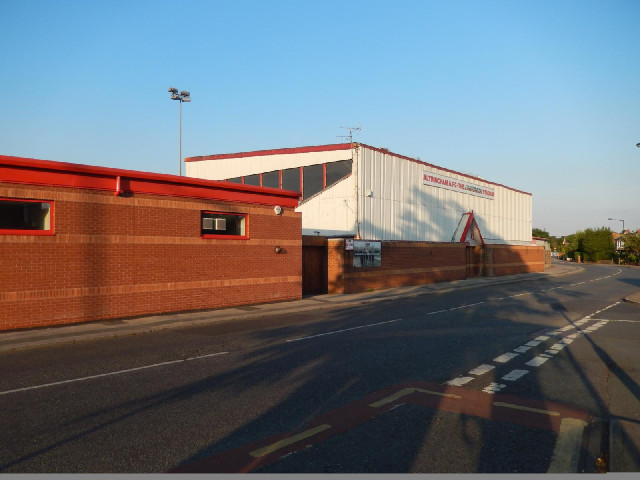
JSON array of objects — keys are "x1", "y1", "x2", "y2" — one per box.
[{"x1": 0, "y1": 155, "x2": 302, "y2": 331}]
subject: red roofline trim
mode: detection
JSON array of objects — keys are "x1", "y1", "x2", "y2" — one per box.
[
  {"x1": 185, "y1": 143, "x2": 354, "y2": 162},
  {"x1": 360, "y1": 144, "x2": 531, "y2": 197},
  {"x1": 0, "y1": 155, "x2": 300, "y2": 207},
  {"x1": 185, "y1": 143, "x2": 531, "y2": 196}
]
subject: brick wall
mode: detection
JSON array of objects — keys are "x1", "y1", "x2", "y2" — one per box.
[
  {"x1": 483, "y1": 244, "x2": 545, "y2": 276},
  {"x1": 0, "y1": 183, "x2": 302, "y2": 331},
  {"x1": 328, "y1": 240, "x2": 467, "y2": 294},
  {"x1": 327, "y1": 239, "x2": 544, "y2": 294}
]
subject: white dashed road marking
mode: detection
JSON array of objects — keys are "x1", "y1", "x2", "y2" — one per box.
[
  {"x1": 286, "y1": 318, "x2": 402, "y2": 342},
  {"x1": 514, "y1": 346, "x2": 532, "y2": 353},
  {"x1": 502, "y1": 369, "x2": 529, "y2": 381},
  {"x1": 525, "y1": 356, "x2": 550, "y2": 367},
  {"x1": 494, "y1": 352, "x2": 520, "y2": 363},
  {"x1": 445, "y1": 377, "x2": 475, "y2": 386},
  {"x1": 482, "y1": 382, "x2": 506, "y2": 394},
  {"x1": 468, "y1": 364, "x2": 495, "y2": 376},
  {"x1": 0, "y1": 351, "x2": 229, "y2": 396}
]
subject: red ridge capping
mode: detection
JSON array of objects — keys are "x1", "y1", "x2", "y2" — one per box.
[
  {"x1": 0, "y1": 155, "x2": 300, "y2": 207},
  {"x1": 185, "y1": 143, "x2": 354, "y2": 162}
]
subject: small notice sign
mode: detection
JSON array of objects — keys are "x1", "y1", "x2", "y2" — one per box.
[
  {"x1": 353, "y1": 240, "x2": 381, "y2": 268},
  {"x1": 345, "y1": 239, "x2": 354, "y2": 250}
]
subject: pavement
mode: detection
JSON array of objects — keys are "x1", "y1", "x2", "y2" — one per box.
[{"x1": 1, "y1": 260, "x2": 639, "y2": 473}]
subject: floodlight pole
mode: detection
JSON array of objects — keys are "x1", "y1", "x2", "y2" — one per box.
[
  {"x1": 179, "y1": 100, "x2": 182, "y2": 176},
  {"x1": 168, "y1": 87, "x2": 191, "y2": 176},
  {"x1": 608, "y1": 217, "x2": 625, "y2": 232}
]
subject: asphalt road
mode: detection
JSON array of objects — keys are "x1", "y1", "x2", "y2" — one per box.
[{"x1": 1, "y1": 263, "x2": 639, "y2": 473}]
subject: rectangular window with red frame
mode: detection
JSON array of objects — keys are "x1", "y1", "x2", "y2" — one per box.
[
  {"x1": 201, "y1": 211, "x2": 247, "y2": 239},
  {"x1": 0, "y1": 198, "x2": 54, "y2": 235}
]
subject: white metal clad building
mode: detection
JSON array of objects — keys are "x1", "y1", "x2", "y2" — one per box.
[{"x1": 185, "y1": 143, "x2": 533, "y2": 245}]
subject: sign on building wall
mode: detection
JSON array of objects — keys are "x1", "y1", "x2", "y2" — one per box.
[
  {"x1": 423, "y1": 171, "x2": 494, "y2": 200},
  {"x1": 353, "y1": 240, "x2": 381, "y2": 267}
]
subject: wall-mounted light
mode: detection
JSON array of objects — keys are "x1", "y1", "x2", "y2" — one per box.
[
  {"x1": 274, "y1": 246, "x2": 283, "y2": 254},
  {"x1": 274, "y1": 205, "x2": 283, "y2": 215}
]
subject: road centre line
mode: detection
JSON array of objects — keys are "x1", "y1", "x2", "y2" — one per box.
[
  {"x1": 286, "y1": 318, "x2": 402, "y2": 342},
  {"x1": 0, "y1": 351, "x2": 229, "y2": 397},
  {"x1": 446, "y1": 301, "x2": 486, "y2": 310},
  {"x1": 13, "y1": 279, "x2": 616, "y2": 398},
  {"x1": 289, "y1": 277, "x2": 621, "y2": 345},
  {"x1": 289, "y1": 302, "x2": 487, "y2": 343}
]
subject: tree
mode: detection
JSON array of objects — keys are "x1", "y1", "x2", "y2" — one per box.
[
  {"x1": 623, "y1": 232, "x2": 640, "y2": 263},
  {"x1": 532, "y1": 228, "x2": 550, "y2": 239},
  {"x1": 578, "y1": 227, "x2": 615, "y2": 262}
]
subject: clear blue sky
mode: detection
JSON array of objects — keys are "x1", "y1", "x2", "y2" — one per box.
[{"x1": 2, "y1": 0, "x2": 639, "y2": 237}]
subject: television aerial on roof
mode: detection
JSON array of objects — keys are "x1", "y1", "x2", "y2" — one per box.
[{"x1": 337, "y1": 125, "x2": 362, "y2": 144}]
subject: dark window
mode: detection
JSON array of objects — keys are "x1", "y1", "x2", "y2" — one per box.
[
  {"x1": 326, "y1": 160, "x2": 352, "y2": 187},
  {"x1": 282, "y1": 167, "x2": 301, "y2": 192},
  {"x1": 227, "y1": 177, "x2": 242, "y2": 183},
  {"x1": 303, "y1": 164, "x2": 323, "y2": 200},
  {"x1": 243, "y1": 174, "x2": 260, "y2": 186},
  {"x1": 0, "y1": 198, "x2": 54, "y2": 235},
  {"x1": 201, "y1": 211, "x2": 247, "y2": 238},
  {"x1": 262, "y1": 171, "x2": 280, "y2": 189}
]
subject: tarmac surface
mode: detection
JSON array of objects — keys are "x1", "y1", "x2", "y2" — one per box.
[{"x1": 1, "y1": 260, "x2": 639, "y2": 473}]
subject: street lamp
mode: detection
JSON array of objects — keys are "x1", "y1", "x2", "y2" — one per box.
[
  {"x1": 168, "y1": 87, "x2": 191, "y2": 176},
  {"x1": 608, "y1": 217, "x2": 625, "y2": 232}
]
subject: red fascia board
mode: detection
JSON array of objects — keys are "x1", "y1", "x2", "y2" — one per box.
[
  {"x1": 185, "y1": 143, "x2": 353, "y2": 162},
  {"x1": 0, "y1": 155, "x2": 300, "y2": 207},
  {"x1": 359, "y1": 144, "x2": 532, "y2": 197}
]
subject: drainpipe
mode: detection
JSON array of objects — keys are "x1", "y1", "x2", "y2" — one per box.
[{"x1": 353, "y1": 142, "x2": 361, "y2": 239}]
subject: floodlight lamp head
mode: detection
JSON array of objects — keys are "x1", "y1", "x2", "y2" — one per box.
[
  {"x1": 171, "y1": 94, "x2": 180, "y2": 100},
  {"x1": 180, "y1": 91, "x2": 190, "y2": 97},
  {"x1": 168, "y1": 87, "x2": 178, "y2": 94}
]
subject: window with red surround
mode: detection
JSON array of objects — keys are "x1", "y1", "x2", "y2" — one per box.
[
  {"x1": 201, "y1": 211, "x2": 248, "y2": 239},
  {"x1": 0, "y1": 198, "x2": 54, "y2": 235}
]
